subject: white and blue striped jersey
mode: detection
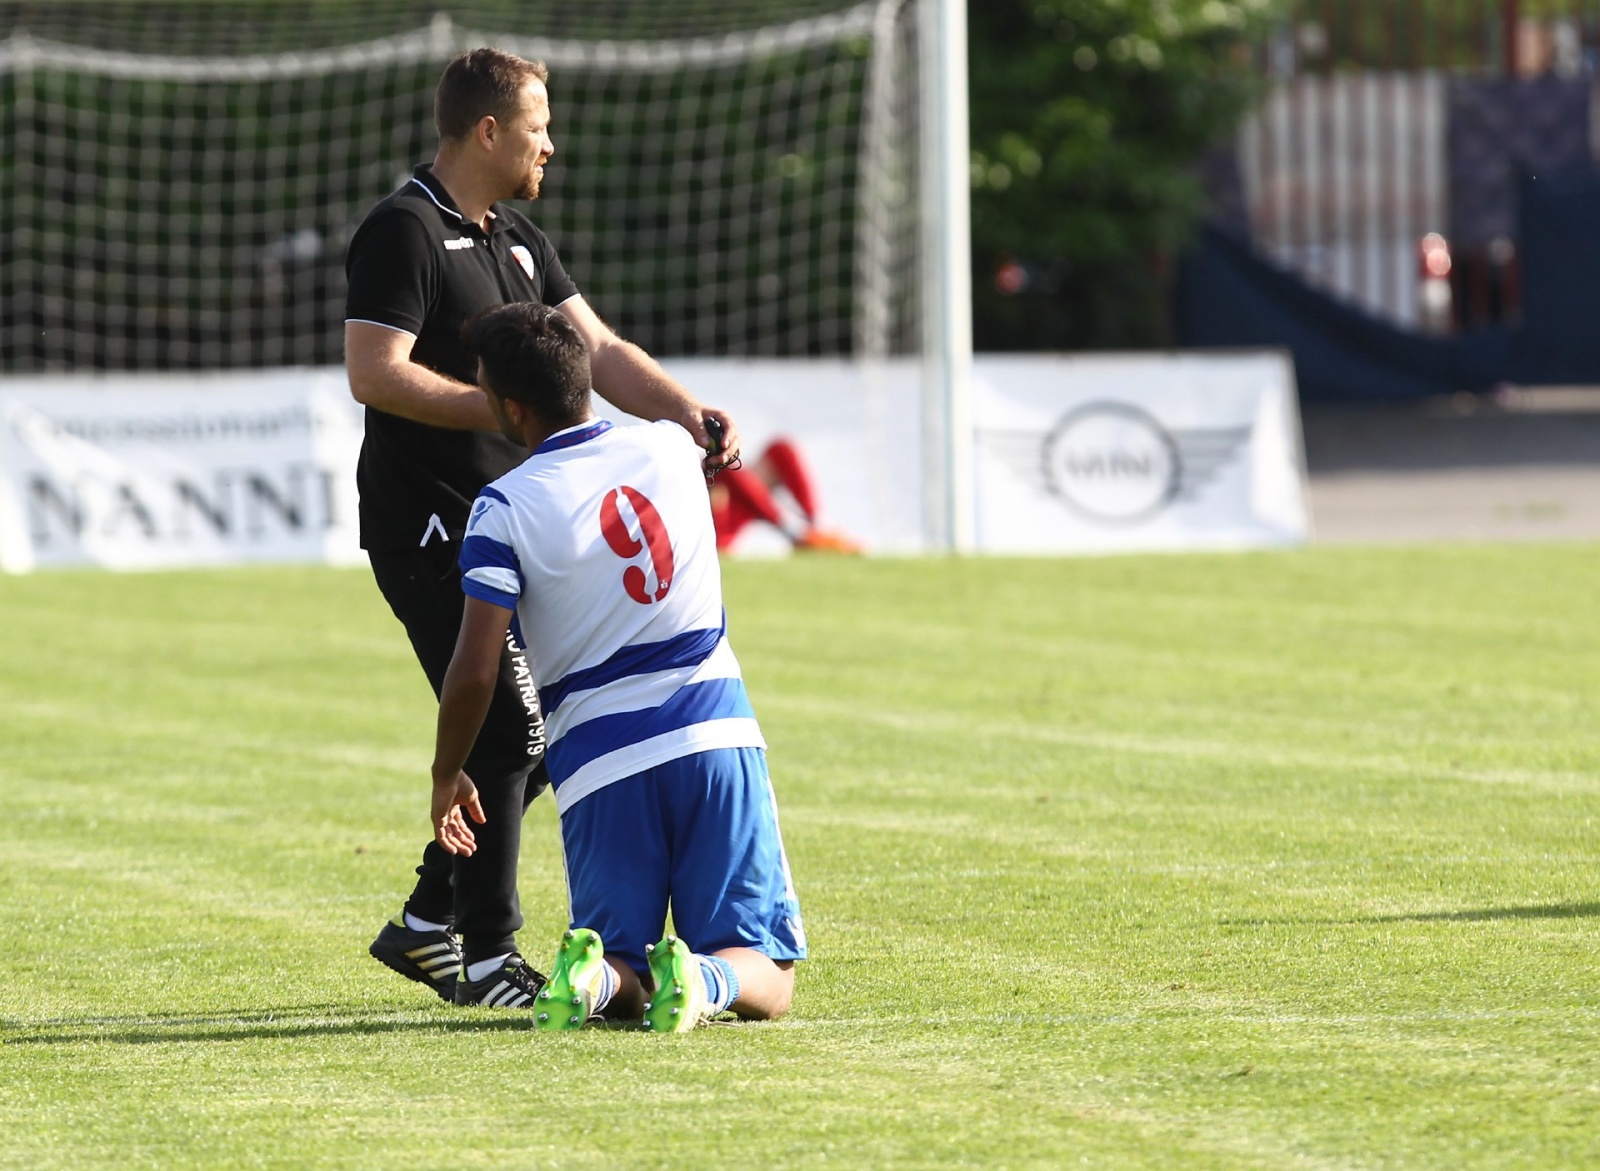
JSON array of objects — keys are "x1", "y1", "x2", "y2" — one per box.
[{"x1": 458, "y1": 418, "x2": 765, "y2": 814}]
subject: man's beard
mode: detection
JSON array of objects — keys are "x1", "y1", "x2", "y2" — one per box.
[{"x1": 514, "y1": 172, "x2": 542, "y2": 201}]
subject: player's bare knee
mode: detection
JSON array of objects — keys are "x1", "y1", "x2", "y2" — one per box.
[
  {"x1": 735, "y1": 960, "x2": 794, "y2": 1019},
  {"x1": 765, "y1": 984, "x2": 794, "y2": 1019},
  {"x1": 733, "y1": 994, "x2": 790, "y2": 1021}
]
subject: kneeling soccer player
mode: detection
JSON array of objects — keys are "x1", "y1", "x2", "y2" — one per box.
[{"x1": 428, "y1": 301, "x2": 806, "y2": 1031}]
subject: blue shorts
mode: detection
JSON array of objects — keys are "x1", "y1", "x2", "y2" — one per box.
[{"x1": 559, "y1": 747, "x2": 807, "y2": 977}]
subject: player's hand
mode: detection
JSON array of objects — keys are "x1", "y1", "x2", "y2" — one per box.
[
  {"x1": 693, "y1": 407, "x2": 742, "y2": 477},
  {"x1": 431, "y1": 770, "x2": 486, "y2": 856}
]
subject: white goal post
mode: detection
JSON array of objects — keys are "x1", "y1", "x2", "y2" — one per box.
[{"x1": 919, "y1": 0, "x2": 973, "y2": 553}]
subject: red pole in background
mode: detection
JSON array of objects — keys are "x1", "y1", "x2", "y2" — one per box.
[{"x1": 1502, "y1": 0, "x2": 1520, "y2": 75}]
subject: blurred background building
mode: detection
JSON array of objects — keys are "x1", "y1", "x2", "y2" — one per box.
[
  {"x1": 1175, "y1": 0, "x2": 1600, "y2": 402},
  {"x1": 975, "y1": 0, "x2": 1600, "y2": 403}
]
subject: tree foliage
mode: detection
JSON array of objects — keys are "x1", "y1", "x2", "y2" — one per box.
[{"x1": 969, "y1": 0, "x2": 1284, "y2": 348}]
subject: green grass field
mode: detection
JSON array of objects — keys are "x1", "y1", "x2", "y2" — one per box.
[{"x1": 3, "y1": 547, "x2": 1599, "y2": 1168}]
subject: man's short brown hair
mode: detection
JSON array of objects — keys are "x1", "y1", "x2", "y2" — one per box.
[{"x1": 434, "y1": 48, "x2": 548, "y2": 142}]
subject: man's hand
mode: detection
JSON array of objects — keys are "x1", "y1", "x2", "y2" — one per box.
[
  {"x1": 431, "y1": 770, "x2": 486, "y2": 856},
  {"x1": 553, "y1": 297, "x2": 742, "y2": 472},
  {"x1": 695, "y1": 406, "x2": 742, "y2": 476},
  {"x1": 431, "y1": 597, "x2": 514, "y2": 856}
]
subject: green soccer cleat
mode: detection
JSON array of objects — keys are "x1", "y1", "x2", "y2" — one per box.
[
  {"x1": 533, "y1": 928, "x2": 608, "y2": 1032},
  {"x1": 643, "y1": 934, "x2": 707, "y2": 1034}
]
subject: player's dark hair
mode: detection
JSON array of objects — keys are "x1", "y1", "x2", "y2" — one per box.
[
  {"x1": 435, "y1": 48, "x2": 548, "y2": 142},
  {"x1": 463, "y1": 302, "x2": 592, "y2": 425}
]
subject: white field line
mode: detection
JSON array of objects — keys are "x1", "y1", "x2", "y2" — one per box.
[
  {"x1": 768, "y1": 696, "x2": 1600, "y2": 795},
  {"x1": 755, "y1": 1006, "x2": 1600, "y2": 1029},
  {"x1": 796, "y1": 857, "x2": 1600, "y2": 879},
  {"x1": 0, "y1": 698, "x2": 424, "y2": 777}
]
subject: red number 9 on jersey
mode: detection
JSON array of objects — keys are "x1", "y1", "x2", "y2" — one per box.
[{"x1": 599, "y1": 485, "x2": 674, "y2": 605}]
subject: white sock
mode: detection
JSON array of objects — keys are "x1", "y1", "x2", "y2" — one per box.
[
  {"x1": 404, "y1": 911, "x2": 452, "y2": 933},
  {"x1": 590, "y1": 961, "x2": 620, "y2": 1014},
  {"x1": 465, "y1": 953, "x2": 513, "y2": 982},
  {"x1": 697, "y1": 955, "x2": 740, "y2": 1015}
]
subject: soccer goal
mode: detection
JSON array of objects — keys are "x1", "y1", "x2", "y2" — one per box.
[{"x1": 0, "y1": 0, "x2": 973, "y2": 552}]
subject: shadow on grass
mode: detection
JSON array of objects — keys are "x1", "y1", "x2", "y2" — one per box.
[
  {"x1": 1222, "y1": 901, "x2": 1600, "y2": 927},
  {"x1": 0, "y1": 1005, "x2": 609, "y2": 1046},
  {"x1": 1361, "y1": 902, "x2": 1600, "y2": 924}
]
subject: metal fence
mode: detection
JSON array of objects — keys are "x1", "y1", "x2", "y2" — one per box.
[
  {"x1": 1262, "y1": 1, "x2": 1600, "y2": 75},
  {"x1": 1236, "y1": 1, "x2": 1600, "y2": 332}
]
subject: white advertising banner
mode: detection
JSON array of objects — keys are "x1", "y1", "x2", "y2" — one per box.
[
  {"x1": 0, "y1": 350, "x2": 1305, "y2": 571},
  {"x1": 653, "y1": 357, "x2": 926, "y2": 556},
  {"x1": 972, "y1": 352, "x2": 1309, "y2": 553},
  {"x1": 0, "y1": 371, "x2": 364, "y2": 572},
  {"x1": 0, "y1": 361, "x2": 924, "y2": 572}
]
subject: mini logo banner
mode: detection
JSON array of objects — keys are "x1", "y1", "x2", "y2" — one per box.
[
  {"x1": 1041, "y1": 402, "x2": 1181, "y2": 523},
  {"x1": 972, "y1": 353, "x2": 1307, "y2": 553},
  {"x1": 509, "y1": 245, "x2": 536, "y2": 279}
]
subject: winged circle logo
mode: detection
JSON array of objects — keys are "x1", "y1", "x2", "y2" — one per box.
[{"x1": 1041, "y1": 402, "x2": 1180, "y2": 524}]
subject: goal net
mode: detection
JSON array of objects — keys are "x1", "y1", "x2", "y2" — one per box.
[{"x1": 0, "y1": 0, "x2": 922, "y2": 371}]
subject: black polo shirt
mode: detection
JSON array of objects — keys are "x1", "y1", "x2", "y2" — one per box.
[{"x1": 344, "y1": 165, "x2": 580, "y2": 551}]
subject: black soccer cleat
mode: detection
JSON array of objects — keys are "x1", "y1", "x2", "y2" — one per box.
[
  {"x1": 453, "y1": 953, "x2": 549, "y2": 1009},
  {"x1": 368, "y1": 912, "x2": 463, "y2": 1001}
]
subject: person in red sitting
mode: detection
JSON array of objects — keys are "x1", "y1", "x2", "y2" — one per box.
[{"x1": 709, "y1": 438, "x2": 862, "y2": 554}]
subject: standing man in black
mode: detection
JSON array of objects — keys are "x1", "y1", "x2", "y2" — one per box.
[{"x1": 346, "y1": 47, "x2": 741, "y2": 1008}]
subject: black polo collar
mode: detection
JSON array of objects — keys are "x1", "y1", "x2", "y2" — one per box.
[{"x1": 409, "y1": 164, "x2": 505, "y2": 235}]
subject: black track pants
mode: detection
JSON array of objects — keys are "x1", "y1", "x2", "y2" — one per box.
[{"x1": 369, "y1": 542, "x2": 547, "y2": 956}]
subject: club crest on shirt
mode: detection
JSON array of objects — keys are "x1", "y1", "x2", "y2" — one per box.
[
  {"x1": 509, "y1": 245, "x2": 535, "y2": 279},
  {"x1": 468, "y1": 497, "x2": 494, "y2": 532}
]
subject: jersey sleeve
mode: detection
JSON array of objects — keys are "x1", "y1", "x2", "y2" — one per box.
[
  {"x1": 654, "y1": 418, "x2": 707, "y2": 465},
  {"x1": 345, "y1": 208, "x2": 436, "y2": 335},
  {"x1": 533, "y1": 228, "x2": 579, "y2": 307},
  {"x1": 458, "y1": 487, "x2": 523, "y2": 610}
]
